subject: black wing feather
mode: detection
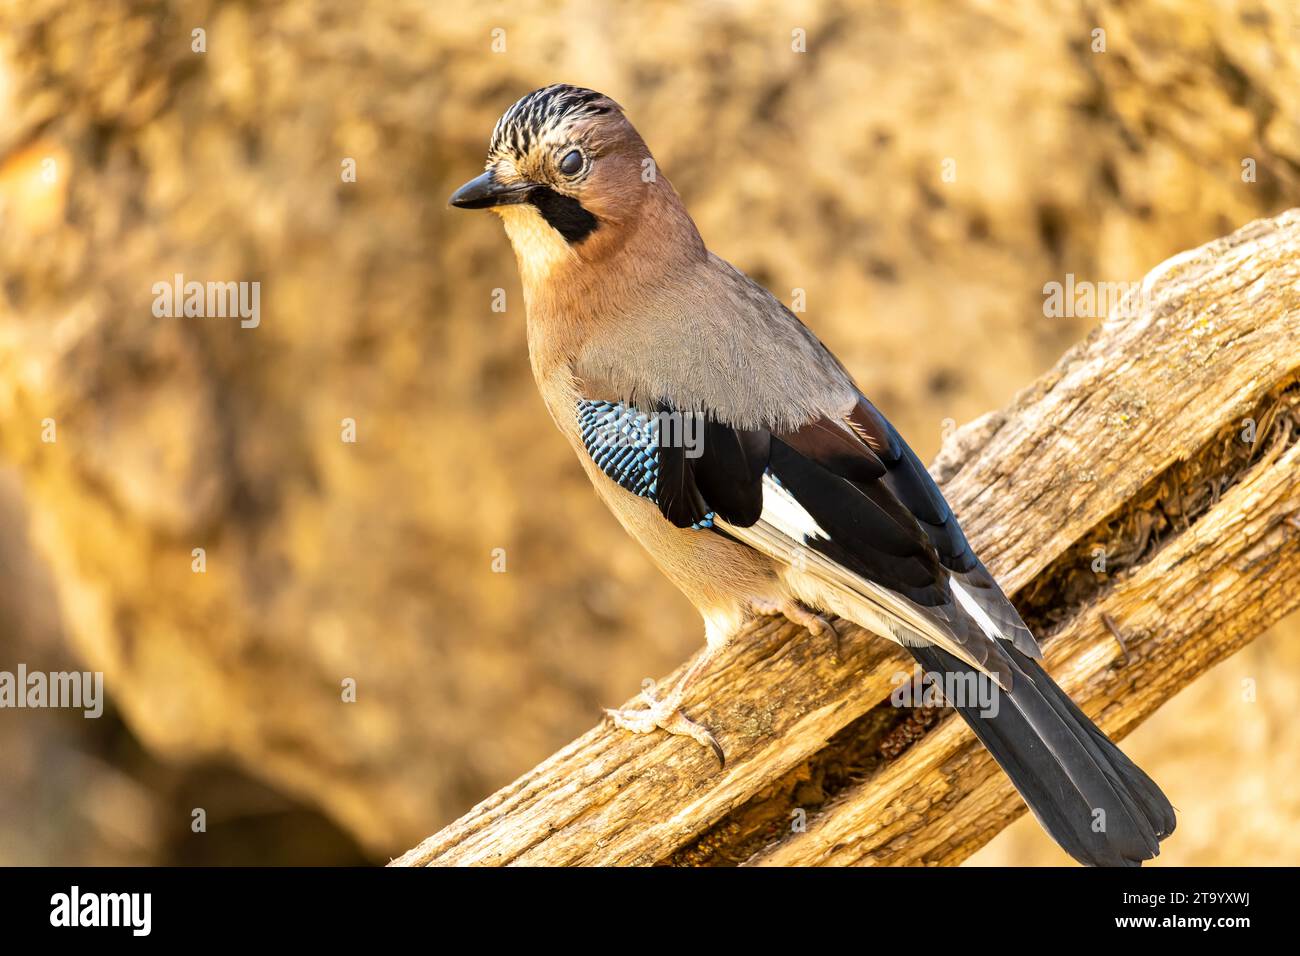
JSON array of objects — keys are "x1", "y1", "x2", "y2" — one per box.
[
  {"x1": 767, "y1": 436, "x2": 949, "y2": 605},
  {"x1": 688, "y1": 419, "x2": 770, "y2": 526},
  {"x1": 656, "y1": 439, "x2": 712, "y2": 528},
  {"x1": 849, "y1": 397, "x2": 977, "y2": 571}
]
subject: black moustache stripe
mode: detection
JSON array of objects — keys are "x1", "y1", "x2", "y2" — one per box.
[{"x1": 528, "y1": 187, "x2": 599, "y2": 243}]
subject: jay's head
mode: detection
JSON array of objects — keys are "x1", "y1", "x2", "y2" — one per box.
[{"x1": 450, "y1": 85, "x2": 692, "y2": 282}]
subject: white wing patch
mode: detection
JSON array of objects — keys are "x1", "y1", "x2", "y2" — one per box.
[
  {"x1": 755, "y1": 473, "x2": 829, "y2": 543},
  {"x1": 950, "y1": 577, "x2": 1004, "y2": 642},
  {"x1": 720, "y1": 477, "x2": 952, "y2": 650},
  {"x1": 718, "y1": 472, "x2": 1014, "y2": 682}
]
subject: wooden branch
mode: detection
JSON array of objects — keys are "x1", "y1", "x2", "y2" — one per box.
[{"x1": 393, "y1": 210, "x2": 1300, "y2": 867}]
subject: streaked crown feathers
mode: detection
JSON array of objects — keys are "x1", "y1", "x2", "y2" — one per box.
[{"x1": 488, "y1": 84, "x2": 623, "y2": 160}]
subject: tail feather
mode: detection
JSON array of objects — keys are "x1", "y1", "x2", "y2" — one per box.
[
  {"x1": 907, "y1": 643, "x2": 1175, "y2": 867},
  {"x1": 1016, "y1": 653, "x2": 1178, "y2": 839}
]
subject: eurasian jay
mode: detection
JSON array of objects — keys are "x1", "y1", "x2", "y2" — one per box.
[{"x1": 449, "y1": 84, "x2": 1175, "y2": 866}]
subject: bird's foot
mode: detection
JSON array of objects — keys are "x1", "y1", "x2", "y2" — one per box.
[
  {"x1": 752, "y1": 599, "x2": 843, "y2": 661},
  {"x1": 604, "y1": 678, "x2": 725, "y2": 767}
]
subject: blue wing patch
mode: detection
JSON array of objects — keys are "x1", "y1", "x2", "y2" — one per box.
[
  {"x1": 578, "y1": 400, "x2": 659, "y2": 498},
  {"x1": 577, "y1": 400, "x2": 714, "y2": 530}
]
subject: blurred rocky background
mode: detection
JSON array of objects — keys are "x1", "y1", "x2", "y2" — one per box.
[{"x1": 0, "y1": 0, "x2": 1297, "y2": 865}]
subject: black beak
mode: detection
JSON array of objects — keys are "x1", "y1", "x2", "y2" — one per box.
[{"x1": 448, "y1": 170, "x2": 534, "y2": 209}]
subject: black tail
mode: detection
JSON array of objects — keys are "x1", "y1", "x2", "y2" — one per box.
[{"x1": 907, "y1": 644, "x2": 1176, "y2": 866}]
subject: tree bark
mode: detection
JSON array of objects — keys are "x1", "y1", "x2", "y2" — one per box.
[{"x1": 392, "y1": 210, "x2": 1300, "y2": 867}]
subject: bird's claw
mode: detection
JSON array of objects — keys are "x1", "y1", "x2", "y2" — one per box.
[
  {"x1": 805, "y1": 613, "x2": 843, "y2": 662},
  {"x1": 754, "y1": 599, "x2": 844, "y2": 662},
  {"x1": 604, "y1": 687, "x2": 725, "y2": 768}
]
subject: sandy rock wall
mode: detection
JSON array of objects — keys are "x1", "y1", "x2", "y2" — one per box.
[{"x1": 0, "y1": 0, "x2": 1296, "y2": 859}]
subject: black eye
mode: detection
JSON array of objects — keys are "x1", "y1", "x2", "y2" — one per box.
[{"x1": 558, "y1": 149, "x2": 583, "y2": 176}]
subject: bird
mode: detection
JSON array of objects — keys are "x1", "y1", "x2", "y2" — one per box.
[{"x1": 449, "y1": 84, "x2": 1176, "y2": 866}]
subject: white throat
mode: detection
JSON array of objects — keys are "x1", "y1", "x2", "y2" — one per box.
[{"x1": 495, "y1": 205, "x2": 579, "y2": 288}]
